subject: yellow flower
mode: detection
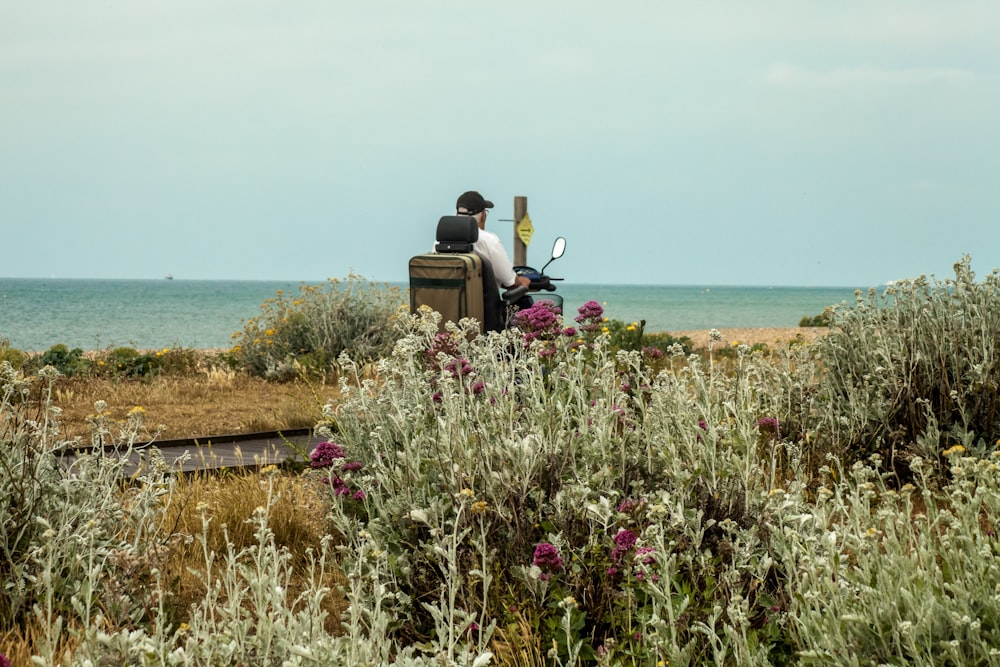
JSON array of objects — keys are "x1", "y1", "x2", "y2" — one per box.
[
  {"x1": 602, "y1": 327, "x2": 609, "y2": 334},
  {"x1": 471, "y1": 500, "x2": 488, "y2": 514},
  {"x1": 231, "y1": 345, "x2": 241, "y2": 353},
  {"x1": 178, "y1": 622, "x2": 190, "y2": 633},
  {"x1": 943, "y1": 444, "x2": 966, "y2": 457},
  {"x1": 97, "y1": 360, "x2": 105, "y2": 366},
  {"x1": 127, "y1": 406, "x2": 145, "y2": 415},
  {"x1": 260, "y1": 464, "x2": 279, "y2": 475},
  {"x1": 626, "y1": 325, "x2": 635, "y2": 331},
  {"x1": 265, "y1": 329, "x2": 275, "y2": 336},
  {"x1": 460, "y1": 488, "x2": 474, "y2": 497}
]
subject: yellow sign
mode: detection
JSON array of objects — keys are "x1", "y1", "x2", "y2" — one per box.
[{"x1": 516, "y1": 213, "x2": 534, "y2": 246}]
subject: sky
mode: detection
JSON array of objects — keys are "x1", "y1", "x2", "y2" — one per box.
[{"x1": 1, "y1": 1, "x2": 998, "y2": 287}]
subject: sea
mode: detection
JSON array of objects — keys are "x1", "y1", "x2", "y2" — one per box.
[{"x1": 0, "y1": 278, "x2": 867, "y2": 352}]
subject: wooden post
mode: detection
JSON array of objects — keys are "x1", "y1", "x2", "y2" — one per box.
[{"x1": 513, "y1": 196, "x2": 527, "y2": 267}]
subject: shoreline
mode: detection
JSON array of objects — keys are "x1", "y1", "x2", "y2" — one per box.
[
  {"x1": 668, "y1": 326, "x2": 829, "y2": 349},
  {"x1": 21, "y1": 328, "x2": 832, "y2": 356}
]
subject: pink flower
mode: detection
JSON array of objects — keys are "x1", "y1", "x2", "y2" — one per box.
[
  {"x1": 611, "y1": 528, "x2": 638, "y2": 563},
  {"x1": 757, "y1": 417, "x2": 781, "y2": 438},
  {"x1": 532, "y1": 542, "x2": 564, "y2": 571},
  {"x1": 310, "y1": 441, "x2": 345, "y2": 468},
  {"x1": 575, "y1": 300, "x2": 604, "y2": 333}
]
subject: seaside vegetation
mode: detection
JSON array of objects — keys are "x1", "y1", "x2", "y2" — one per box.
[
  {"x1": 797, "y1": 310, "x2": 832, "y2": 327},
  {"x1": 227, "y1": 274, "x2": 406, "y2": 381},
  {"x1": 2, "y1": 256, "x2": 1000, "y2": 664}
]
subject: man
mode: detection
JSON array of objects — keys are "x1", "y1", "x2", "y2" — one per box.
[{"x1": 455, "y1": 190, "x2": 531, "y2": 292}]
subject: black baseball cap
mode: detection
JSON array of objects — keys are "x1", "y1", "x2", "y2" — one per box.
[{"x1": 456, "y1": 191, "x2": 494, "y2": 215}]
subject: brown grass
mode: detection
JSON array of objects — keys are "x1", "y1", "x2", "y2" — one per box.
[
  {"x1": 159, "y1": 470, "x2": 346, "y2": 633},
  {"x1": 52, "y1": 371, "x2": 340, "y2": 442}
]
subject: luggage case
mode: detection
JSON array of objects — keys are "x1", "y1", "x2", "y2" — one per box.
[{"x1": 409, "y1": 253, "x2": 485, "y2": 333}]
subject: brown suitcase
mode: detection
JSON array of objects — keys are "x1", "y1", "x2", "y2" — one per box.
[{"x1": 409, "y1": 253, "x2": 485, "y2": 332}]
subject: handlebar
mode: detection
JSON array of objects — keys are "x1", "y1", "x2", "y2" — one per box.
[
  {"x1": 515, "y1": 266, "x2": 562, "y2": 292},
  {"x1": 529, "y1": 278, "x2": 557, "y2": 292},
  {"x1": 502, "y1": 284, "x2": 530, "y2": 302}
]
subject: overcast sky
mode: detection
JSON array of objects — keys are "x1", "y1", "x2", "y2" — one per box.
[{"x1": 2, "y1": 1, "x2": 998, "y2": 286}]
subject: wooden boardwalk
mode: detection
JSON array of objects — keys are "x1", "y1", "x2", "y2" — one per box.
[{"x1": 63, "y1": 428, "x2": 327, "y2": 475}]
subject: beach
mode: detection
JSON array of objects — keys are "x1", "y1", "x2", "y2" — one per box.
[
  {"x1": 669, "y1": 326, "x2": 829, "y2": 349},
  {"x1": 0, "y1": 278, "x2": 858, "y2": 352}
]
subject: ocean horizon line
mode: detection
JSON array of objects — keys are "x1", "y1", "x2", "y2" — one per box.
[{"x1": 1, "y1": 275, "x2": 871, "y2": 291}]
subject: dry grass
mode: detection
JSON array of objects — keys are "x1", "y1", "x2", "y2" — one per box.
[
  {"x1": 159, "y1": 470, "x2": 346, "y2": 633},
  {"x1": 52, "y1": 372, "x2": 340, "y2": 442}
]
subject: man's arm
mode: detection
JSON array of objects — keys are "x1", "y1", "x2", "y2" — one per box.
[{"x1": 476, "y1": 233, "x2": 529, "y2": 288}]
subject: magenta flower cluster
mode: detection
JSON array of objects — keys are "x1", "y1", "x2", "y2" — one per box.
[
  {"x1": 444, "y1": 357, "x2": 474, "y2": 378},
  {"x1": 514, "y1": 301, "x2": 575, "y2": 343},
  {"x1": 642, "y1": 346, "x2": 665, "y2": 359},
  {"x1": 575, "y1": 300, "x2": 604, "y2": 333},
  {"x1": 532, "y1": 542, "x2": 564, "y2": 581},
  {"x1": 607, "y1": 528, "x2": 659, "y2": 581},
  {"x1": 309, "y1": 441, "x2": 366, "y2": 500},
  {"x1": 0, "y1": 653, "x2": 10, "y2": 667},
  {"x1": 633, "y1": 546, "x2": 659, "y2": 582},
  {"x1": 610, "y1": 528, "x2": 638, "y2": 564},
  {"x1": 616, "y1": 498, "x2": 642, "y2": 515},
  {"x1": 423, "y1": 332, "x2": 460, "y2": 372},
  {"x1": 757, "y1": 417, "x2": 781, "y2": 438},
  {"x1": 310, "y1": 440, "x2": 346, "y2": 468}
]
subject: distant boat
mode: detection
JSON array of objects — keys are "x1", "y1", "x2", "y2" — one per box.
[{"x1": 164, "y1": 274, "x2": 174, "y2": 280}]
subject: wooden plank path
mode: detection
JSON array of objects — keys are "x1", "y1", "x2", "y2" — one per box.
[{"x1": 63, "y1": 428, "x2": 327, "y2": 476}]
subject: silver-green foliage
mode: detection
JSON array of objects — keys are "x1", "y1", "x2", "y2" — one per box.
[
  {"x1": 805, "y1": 255, "x2": 1000, "y2": 468},
  {"x1": 232, "y1": 276, "x2": 405, "y2": 380},
  {"x1": 325, "y1": 312, "x2": 799, "y2": 665},
  {"x1": 0, "y1": 362, "x2": 168, "y2": 657},
  {"x1": 1, "y1": 363, "x2": 474, "y2": 666},
  {"x1": 775, "y1": 452, "x2": 1000, "y2": 665}
]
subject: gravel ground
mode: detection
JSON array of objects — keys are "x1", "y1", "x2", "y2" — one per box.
[{"x1": 668, "y1": 327, "x2": 831, "y2": 350}]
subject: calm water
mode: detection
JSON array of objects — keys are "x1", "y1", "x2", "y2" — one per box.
[{"x1": 0, "y1": 278, "x2": 865, "y2": 351}]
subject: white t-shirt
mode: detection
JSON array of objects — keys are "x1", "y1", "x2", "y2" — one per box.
[{"x1": 473, "y1": 228, "x2": 518, "y2": 289}]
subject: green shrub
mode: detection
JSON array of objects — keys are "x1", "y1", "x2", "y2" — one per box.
[
  {"x1": 604, "y1": 317, "x2": 645, "y2": 351},
  {"x1": 642, "y1": 330, "x2": 693, "y2": 356},
  {"x1": 30, "y1": 344, "x2": 89, "y2": 377},
  {"x1": 94, "y1": 346, "x2": 163, "y2": 379},
  {"x1": 0, "y1": 340, "x2": 27, "y2": 370},
  {"x1": 231, "y1": 275, "x2": 404, "y2": 380},
  {"x1": 798, "y1": 310, "x2": 832, "y2": 327}
]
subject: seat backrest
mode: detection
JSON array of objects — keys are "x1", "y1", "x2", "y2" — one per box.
[
  {"x1": 434, "y1": 216, "x2": 506, "y2": 332},
  {"x1": 408, "y1": 215, "x2": 504, "y2": 333},
  {"x1": 435, "y1": 216, "x2": 478, "y2": 253}
]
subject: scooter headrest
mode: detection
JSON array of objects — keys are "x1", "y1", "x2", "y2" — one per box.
[{"x1": 435, "y1": 216, "x2": 479, "y2": 253}]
